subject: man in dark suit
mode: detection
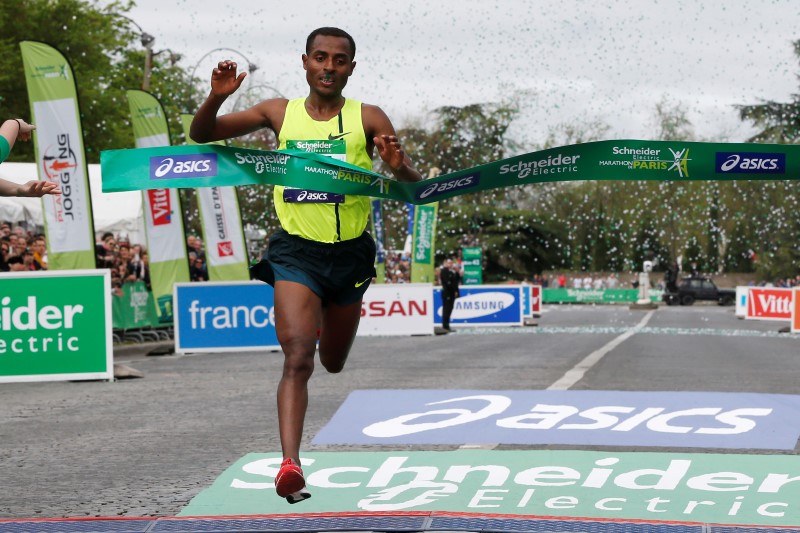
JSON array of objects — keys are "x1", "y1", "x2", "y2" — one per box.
[{"x1": 439, "y1": 258, "x2": 462, "y2": 332}]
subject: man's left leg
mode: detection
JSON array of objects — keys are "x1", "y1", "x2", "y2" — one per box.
[{"x1": 318, "y1": 299, "x2": 362, "y2": 373}]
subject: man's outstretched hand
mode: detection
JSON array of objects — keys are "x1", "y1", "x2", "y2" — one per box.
[{"x1": 210, "y1": 60, "x2": 247, "y2": 98}]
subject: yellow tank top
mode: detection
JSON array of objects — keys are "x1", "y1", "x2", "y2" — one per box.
[{"x1": 275, "y1": 98, "x2": 372, "y2": 242}]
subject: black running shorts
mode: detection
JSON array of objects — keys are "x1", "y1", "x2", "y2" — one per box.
[{"x1": 250, "y1": 229, "x2": 376, "y2": 306}]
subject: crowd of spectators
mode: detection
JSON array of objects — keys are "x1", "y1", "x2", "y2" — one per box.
[
  {"x1": 4, "y1": 225, "x2": 800, "y2": 292},
  {"x1": 384, "y1": 251, "x2": 411, "y2": 283},
  {"x1": 1, "y1": 224, "x2": 211, "y2": 289},
  {"x1": 0, "y1": 222, "x2": 47, "y2": 272}
]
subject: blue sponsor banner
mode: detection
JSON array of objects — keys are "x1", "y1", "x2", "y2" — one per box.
[
  {"x1": 174, "y1": 281, "x2": 279, "y2": 352},
  {"x1": 313, "y1": 389, "x2": 800, "y2": 450},
  {"x1": 150, "y1": 153, "x2": 218, "y2": 180},
  {"x1": 715, "y1": 152, "x2": 786, "y2": 174},
  {"x1": 433, "y1": 285, "x2": 523, "y2": 327},
  {"x1": 521, "y1": 284, "x2": 531, "y2": 317}
]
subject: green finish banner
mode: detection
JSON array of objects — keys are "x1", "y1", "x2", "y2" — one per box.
[
  {"x1": 543, "y1": 288, "x2": 661, "y2": 303},
  {"x1": 0, "y1": 271, "x2": 112, "y2": 383},
  {"x1": 21, "y1": 41, "x2": 95, "y2": 270},
  {"x1": 181, "y1": 115, "x2": 250, "y2": 282},
  {"x1": 101, "y1": 140, "x2": 800, "y2": 204},
  {"x1": 462, "y1": 246, "x2": 483, "y2": 285},
  {"x1": 127, "y1": 90, "x2": 190, "y2": 324},
  {"x1": 180, "y1": 450, "x2": 800, "y2": 526},
  {"x1": 411, "y1": 202, "x2": 438, "y2": 283}
]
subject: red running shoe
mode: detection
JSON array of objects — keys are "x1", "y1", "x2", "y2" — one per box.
[{"x1": 275, "y1": 458, "x2": 311, "y2": 504}]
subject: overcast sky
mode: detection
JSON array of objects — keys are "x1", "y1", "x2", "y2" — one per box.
[{"x1": 118, "y1": 0, "x2": 799, "y2": 149}]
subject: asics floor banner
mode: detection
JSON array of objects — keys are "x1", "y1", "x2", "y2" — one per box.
[
  {"x1": 174, "y1": 281, "x2": 279, "y2": 353},
  {"x1": 100, "y1": 141, "x2": 800, "y2": 203},
  {"x1": 792, "y1": 287, "x2": 800, "y2": 333},
  {"x1": 434, "y1": 285, "x2": 524, "y2": 327},
  {"x1": 127, "y1": 90, "x2": 190, "y2": 323},
  {"x1": 358, "y1": 283, "x2": 434, "y2": 336},
  {"x1": 736, "y1": 286, "x2": 749, "y2": 318},
  {"x1": 21, "y1": 41, "x2": 95, "y2": 270},
  {"x1": 181, "y1": 114, "x2": 249, "y2": 281},
  {"x1": 0, "y1": 270, "x2": 112, "y2": 383},
  {"x1": 746, "y1": 287, "x2": 792, "y2": 321}
]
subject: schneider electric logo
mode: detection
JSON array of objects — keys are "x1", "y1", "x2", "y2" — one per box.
[
  {"x1": 715, "y1": 152, "x2": 786, "y2": 174},
  {"x1": 415, "y1": 173, "x2": 479, "y2": 200},
  {"x1": 150, "y1": 154, "x2": 218, "y2": 179},
  {"x1": 500, "y1": 153, "x2": 580, "y2": 179}
]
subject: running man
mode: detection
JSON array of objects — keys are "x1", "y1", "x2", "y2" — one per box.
[{"x1": 191, "y1": 27, "x2": 422, "y2": 504}]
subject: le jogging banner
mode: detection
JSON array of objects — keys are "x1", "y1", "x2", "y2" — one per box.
[
  {"x1": 181, "y1": 449, "x2": 800, "y2": 526},
  {"x1": 174, "y1": 281, "x2": 279, "y2": 353},
  {"x1": 370, "y1": 199, "x2": 386, "y2": 283},
  {"x1": 793, "y1": 288, "x2": 800, "y2": 333},
  {"x1": 100, "y1": 140, "x2": 800, "y2": 204},
  {"x1": 410, "y1": 202, "x2": 438, "y2": 283},
  {"x1": 314, "y1": 390, "x2": 800, "y2": 450},
  {"x1": 21, "y1": 41, "x2": 95, "y2": 270},
  {"x1": 127, "y1": 90, "x2": 190, "y2": 324},
  {"x1": 358, "y1": 283, "x2": 434, "y2": 337},
  {"x1": 433, "y1": 285, "x2": 523, "y2": 327},
  {"x1": 746, "y1": 287, "x2": 793, "y2": 321},
  {"x1": 0, "y1": 270, "x2": 112, "y2": 383},
  {"x1": 181, "y1": 114, "x2": 249, "y2": 281}
]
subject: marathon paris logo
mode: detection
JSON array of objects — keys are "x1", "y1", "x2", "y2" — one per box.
[{"x1": 150, "y1": 153, "x2": 218, "y2": 180}]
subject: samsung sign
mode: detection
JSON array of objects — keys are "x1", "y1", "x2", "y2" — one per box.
[
  {"x1": 174, "y1": 281, "x2": 279, "y2": 353},
  {"x1": 433, "y1": 285, "x2": 523, "y2": 327},
  {"x1": 314, "y1": 390, "x2": 800, "y2": 450}
]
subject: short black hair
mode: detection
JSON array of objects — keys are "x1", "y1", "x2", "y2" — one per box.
[
  {"x1": 306, "y1": 27, "x2": 356, "y2": 59},
  {"x1": 7, "y1": 255, "x2": 23, "y2": 265}
]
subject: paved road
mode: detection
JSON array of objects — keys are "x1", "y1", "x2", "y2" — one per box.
[{"x1": 1, "y1": 304, "x2": 798, "y2": 518}]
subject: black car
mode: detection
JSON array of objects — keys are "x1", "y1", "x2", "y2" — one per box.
[{"x1": 663, "y1": 276, "x2": 736, "y2": 306}]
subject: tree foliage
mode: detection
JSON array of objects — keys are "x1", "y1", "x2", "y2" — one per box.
[
  {"x1": 737, "y1": 39, "x2": 800, "y2": 144},
  {"x1": 0, "y1": 0, "x2": 198, "y2": 163}
]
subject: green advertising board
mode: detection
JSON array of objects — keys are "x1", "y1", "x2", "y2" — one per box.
[
  {"x1": 543, "y1": 288, "x2": 663, "y2": 304},
  {"x1": 0, "y1": 271, "x2": 112, "y2": 383},
  {"x1": 181, "y1": 450, "x2": 800, "y2": 526},
  {"x1": 462, "y1": 246, "x2": 482, "y2": 285}
]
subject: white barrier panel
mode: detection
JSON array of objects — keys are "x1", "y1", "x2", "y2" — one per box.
[
  {"x1": 735, "y1": 286, "x2": 748, "y2": 317},
  {"x1": 746, "y1": 287, "x2": 793, "y2": 321},
  {"x1": 358, "y1": 283, "x2": 434, "y2": 337}
]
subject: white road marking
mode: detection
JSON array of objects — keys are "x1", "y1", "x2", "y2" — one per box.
[{"x1": 547, "y1": 310, "x2": 656, "y2": 390}]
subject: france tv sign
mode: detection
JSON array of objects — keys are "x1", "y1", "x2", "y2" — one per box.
[{"x1": 174, "y1": 281, "x2": 279, "y2": 353}]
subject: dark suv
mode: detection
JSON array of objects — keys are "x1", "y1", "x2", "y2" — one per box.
[{"x1": 663, "y1": 276, "x2": 736, "y2": 306}]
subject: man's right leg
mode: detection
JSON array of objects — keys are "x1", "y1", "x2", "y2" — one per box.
[
  {"x1": 442, "y1": 296, "x2": 454, "y2": 330},
  {"x1": 273, "y1": 280, "x2": 322, "y2": 502}
]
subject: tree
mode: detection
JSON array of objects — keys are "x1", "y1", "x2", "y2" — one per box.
[
  {"x1": 737, "y1": 39, "x2": 800, "y2": 144},
  {"x1": 0, "y1": 0, "x2": 198, "y2": 163}
]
